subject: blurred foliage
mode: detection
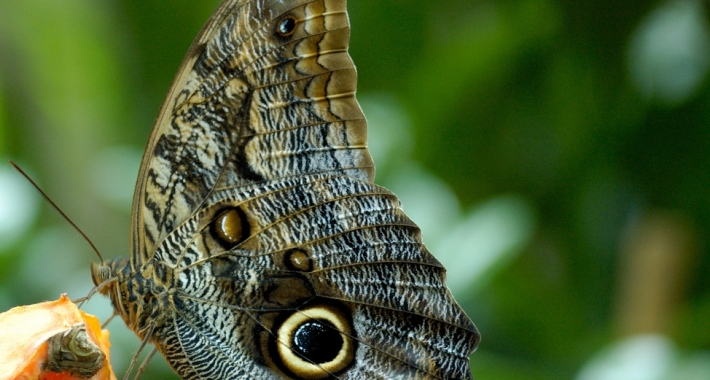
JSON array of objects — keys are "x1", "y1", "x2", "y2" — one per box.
[{"x1": 1, "y1": 0, "x2": 710, "y2": 379}]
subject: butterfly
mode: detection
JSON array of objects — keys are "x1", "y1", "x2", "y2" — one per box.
[{"x1": 90, "y1": 0, "x2": 480, "y2": 378}]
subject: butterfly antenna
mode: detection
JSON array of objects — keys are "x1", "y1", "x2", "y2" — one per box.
[{"x1": 9, "y1": 160, "x2": 105, "y2": 264}]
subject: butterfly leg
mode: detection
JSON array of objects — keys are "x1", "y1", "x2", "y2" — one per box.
[
  {"x1": 133, "y1": 346, "x2": 159, "y2": 380},
  {"x1": 101, "y1": 310, "x2": 118, "y2": 329},
  {"x1": 123, "y1": 322, "x2": 155, "y2": 380},
  {"x1": 76, "y1": 274, "x2": 118, "y2": 307}
]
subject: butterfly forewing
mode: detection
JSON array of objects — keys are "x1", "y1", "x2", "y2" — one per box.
[
  {"x1": 98, "y1": 0, "x2": 479, "y2": 379},
  {"x1": 133, "y1": 0, "x2": 372, "y2": 263}
]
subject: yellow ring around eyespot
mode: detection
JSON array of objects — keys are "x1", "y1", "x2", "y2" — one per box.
[{"x1": 276, "y1": 304, "x2": 354, "y2": 379}]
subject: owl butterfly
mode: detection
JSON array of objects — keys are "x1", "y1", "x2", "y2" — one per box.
[{"x1": 90, "y1": 0, "x2": 480, "y2": 378}]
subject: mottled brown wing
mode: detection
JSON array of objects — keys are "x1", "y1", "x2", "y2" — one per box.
[
  {"x1": 131, "y1": 0, "x2": 373, "y2": 267},
  {"x1": 124, "y1": 0, "x2": 480, "y2": 379}
]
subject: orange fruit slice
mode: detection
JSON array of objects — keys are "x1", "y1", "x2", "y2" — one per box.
[{"x1": 0, "y1": 294, "x2": 115, "y2": 380}]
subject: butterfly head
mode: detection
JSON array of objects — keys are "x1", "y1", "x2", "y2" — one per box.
[
  {"x1": 90, "y1": 259, "x2": 135, "y2": 326},
  {"x1": 89, "y1": 261, "x2": 113, "y2": 294}
]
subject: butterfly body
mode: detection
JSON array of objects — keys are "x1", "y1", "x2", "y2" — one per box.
[{"x1": 92, "y1": 0, "x2": 479, "y2": 378}]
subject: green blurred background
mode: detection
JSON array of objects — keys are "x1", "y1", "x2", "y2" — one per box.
[{"x1": 1, "y1": 0, "x2": 710, "y2": 379}]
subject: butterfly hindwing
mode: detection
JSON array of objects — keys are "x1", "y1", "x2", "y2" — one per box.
[{"x1": 149, "y1": 173, "x2": 477, "y2": 378}]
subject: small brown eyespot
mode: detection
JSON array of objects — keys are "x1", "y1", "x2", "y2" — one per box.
[
  {"x1": 285, "y1": 248, "x2": 313, "y2": 272},
  {"x1": 211, "y1": 207, "x2": 250, "y2": 249}
]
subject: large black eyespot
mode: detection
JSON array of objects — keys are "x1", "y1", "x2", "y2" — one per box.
[
  {"x1": 292, "y1": 320, "x2": 342, "y2": 363},
  {"x1": 275, "y1": 304, "x2": 355, "y2": 379},
  {"x1": 211, "y1": 207, "x2": 250, "y2": 249},
  {"x1": 276, "y1": 16, "x2": 298, "y2": 37}
]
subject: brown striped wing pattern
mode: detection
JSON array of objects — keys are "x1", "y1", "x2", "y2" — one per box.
[{"x1": 92, "y1": 0, "x2": 480, "y2": 379}]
